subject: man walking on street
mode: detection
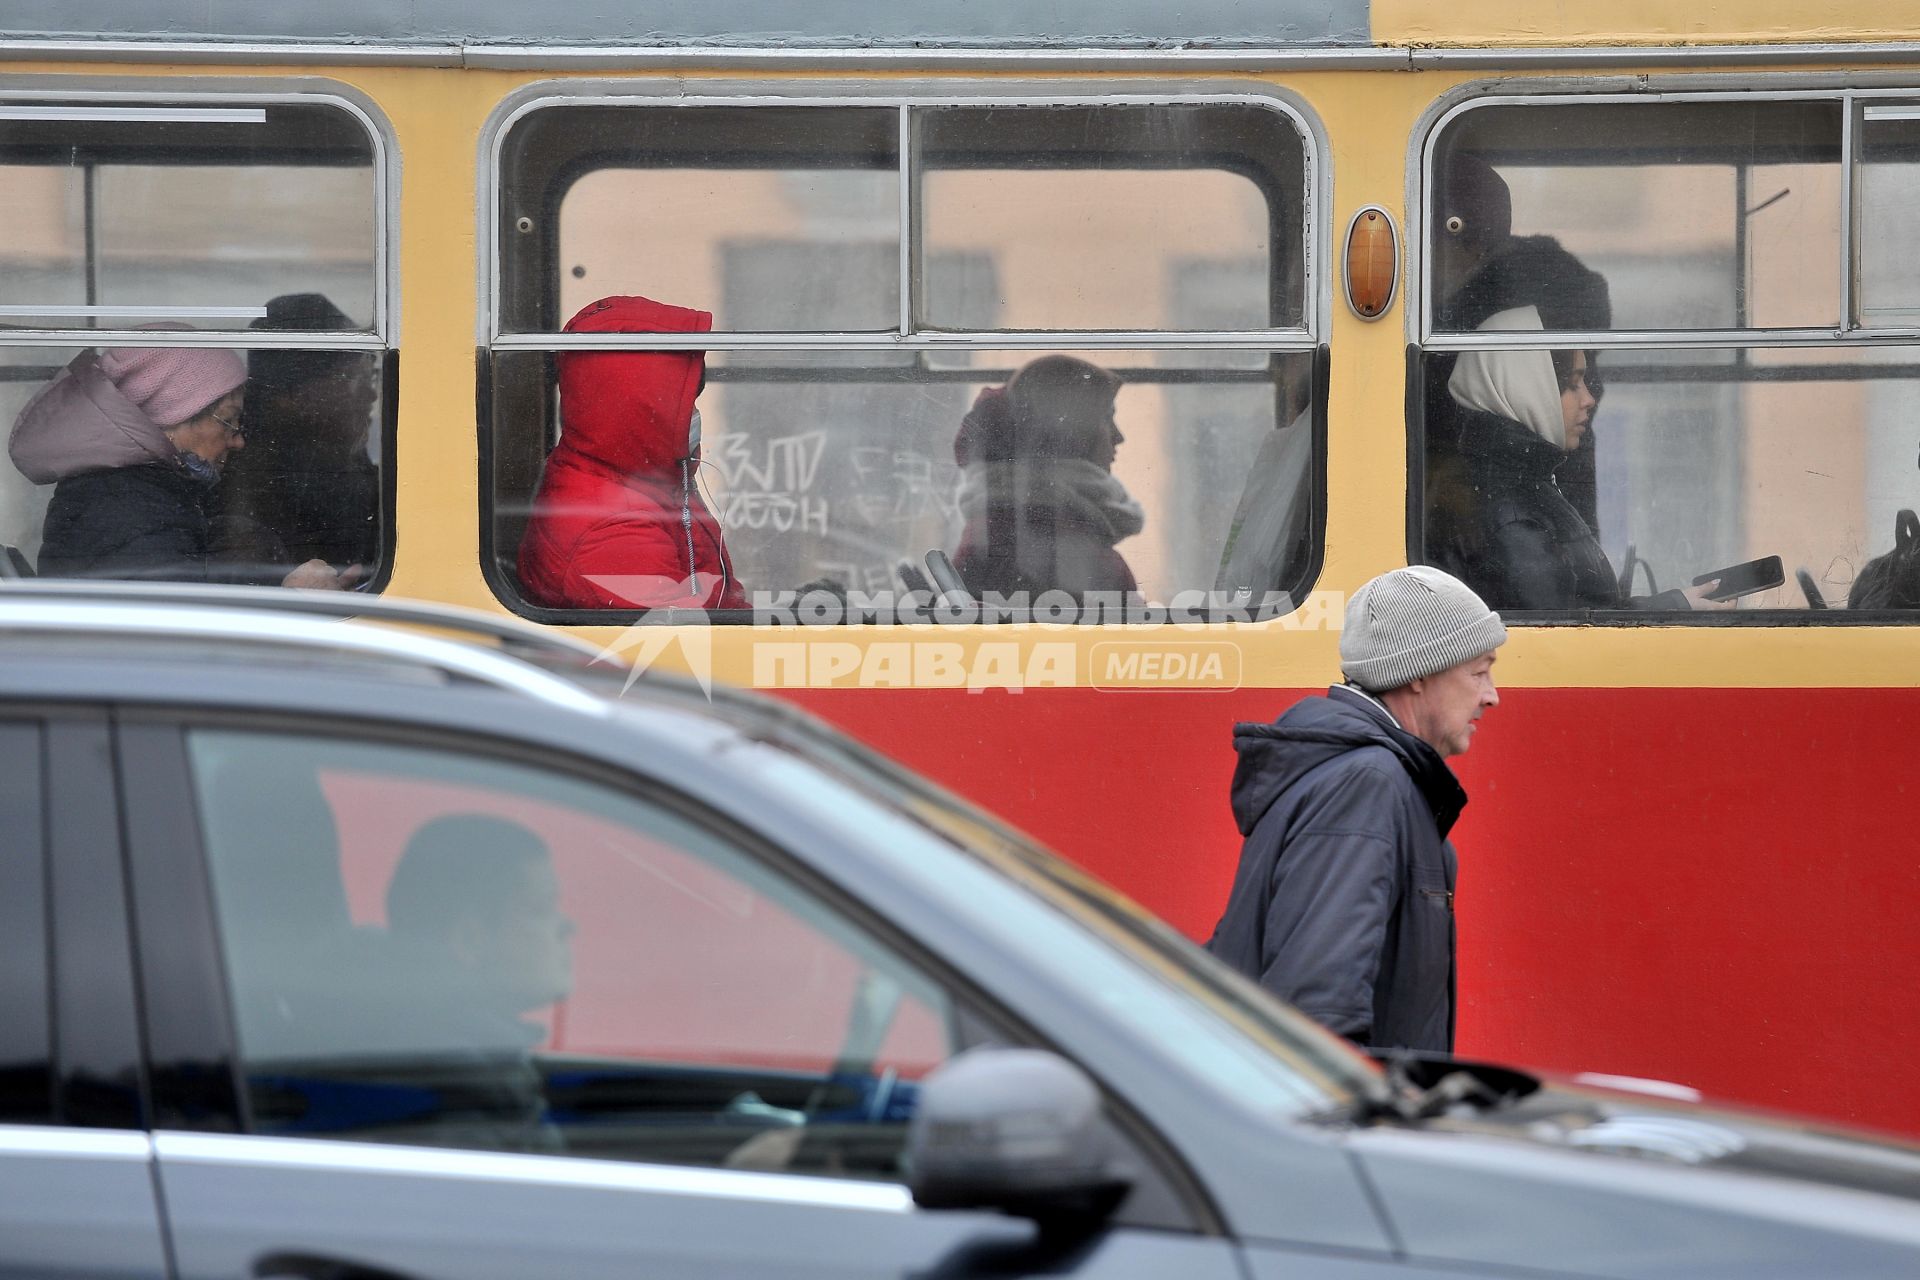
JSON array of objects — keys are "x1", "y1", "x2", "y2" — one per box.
[{"x1": 1207, "y1": 566, "x2": 1506, "y2": 1053}]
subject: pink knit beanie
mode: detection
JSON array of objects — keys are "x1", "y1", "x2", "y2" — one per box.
[{"x1": 97, "y1": 343, "x2": 248, "y2": 426}]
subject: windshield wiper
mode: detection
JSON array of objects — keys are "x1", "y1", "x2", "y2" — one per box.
[{"x1": 1342, "y1": 1051, "x2": 1542, "y2": 1124}]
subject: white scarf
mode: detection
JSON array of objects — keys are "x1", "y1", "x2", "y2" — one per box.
[
  {"x1": 957, "y1": 458, "x2": 1145, "y2": 543},
  {"x1": 1447, "y1": 305, "x2": 1567, "y2": 450}
]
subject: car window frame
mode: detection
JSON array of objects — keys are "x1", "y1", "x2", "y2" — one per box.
[
  {"x1": 0, "y1": 717, "x2": 53, "y2": 1125},
  {"x1": 45, "y1": 708, "x2": 147, "y2": 1131}
]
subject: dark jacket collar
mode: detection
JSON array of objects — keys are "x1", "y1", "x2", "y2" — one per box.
[
  {"x1": 1454, "y1": 405, "x2": 1569, "y2": 485},
  {"x1": 1231, "y1": 686, "x2": 1468, "y2": 839}
]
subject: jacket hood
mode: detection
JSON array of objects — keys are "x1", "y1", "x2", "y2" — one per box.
[
  {"x1": 1231, "y1": 688, "x2": 1466, "y2": 838},
  {"x1": 555, "y1": 295, "x2": 712, "y2": 478},
  {"x1": 8, "y1": 351, "x2": 177, "y2": 483}
]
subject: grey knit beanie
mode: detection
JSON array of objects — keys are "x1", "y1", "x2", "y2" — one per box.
[{"x1": 1340, "y1": 566, "x2": 1507, "y2": 692}]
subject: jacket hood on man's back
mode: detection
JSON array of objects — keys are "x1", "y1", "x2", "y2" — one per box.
[
  {"x1": 8, "y1": 352, "x2": 177, "y2": 484},
  {"x1": 1231, "y1": 690, "x2": 1465, "y2": 838},
  {"x1": 555, "y1": 295, "x2": 713, "y2": 478}
]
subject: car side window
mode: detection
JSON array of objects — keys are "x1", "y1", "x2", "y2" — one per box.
[
  {"x1": 0, "y1": 721, "x2": 52, "y2": 1124},
  {"x1": 183, "y1": 728, "x2": 956, "y2": 1179}
]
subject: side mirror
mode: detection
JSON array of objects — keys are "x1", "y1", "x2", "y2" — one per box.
[{"x1": 906, "y1": 1047, "x2": 1131, "y2": 1225}]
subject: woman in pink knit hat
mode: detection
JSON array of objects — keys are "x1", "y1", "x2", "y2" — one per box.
[{"x1": 8, "y1": 338, "x2": 357, "y2": 587}]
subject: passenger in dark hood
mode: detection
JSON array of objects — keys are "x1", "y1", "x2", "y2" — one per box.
[
  {"x1": 1208, "y1": 566, "x2": 1506, "y2": 1053},
  {"x1": 951, "y1": 355, "x2": 1143, "y2": 601},
  {"x1": 1426, "y1": 152, "x2": 1609, "y2": 541},
  {"x1": 218, "y1": 293, "x2": 380, "y2": 576}
]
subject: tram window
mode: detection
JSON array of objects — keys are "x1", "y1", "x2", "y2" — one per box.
[
  {"x1": 0, "y1": 96, "x2": 390, "y2": 588},
  {"x1": 503, "y1": 106, "x2": 900, "y2": 335},
  {"x1": 490, "y1": 347, "x2": 1314, "y2": 617},
  {"x1": 558, "y1": 166, "x2": 899, "y2": 334},
  {"x1": 488, "y1": 96, "x2": 1319, "y2": 621},
  {"x1": 0, "y1": 103, "x2": 380, "y2": 325},
  {"x1": 1418, "y1": 94, "x2": 1920, "y2": 616},
  {"x1": 1859, "y1": 108, "x2": 1920, "y2": 328},
  {"x1": 916, "y1": 104, "x2": 1299, "y2": 332},
  {"x1": 1429, "y1": 100, "x2": 1842, "y2": 334},
  {"x1": 1425, "y1": 343, "x2": 1920, "y2": 612}
]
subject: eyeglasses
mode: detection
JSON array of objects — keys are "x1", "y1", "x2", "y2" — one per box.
[{"x1": 210, "y1": 410, "x2": 246, "y2": 439}]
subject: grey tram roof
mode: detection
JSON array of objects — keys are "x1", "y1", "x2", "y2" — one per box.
[
  {"x1": 8, "y1": 5, "x2": 1920, "y2": 72},
  {"x1": 0, "y1": 1, "x2": 1372, "y2": 50}
]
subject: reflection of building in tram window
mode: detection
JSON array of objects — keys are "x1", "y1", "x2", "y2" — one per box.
[
  {"x1": 9, "y1": 336, "x2": 355, "y2": 589},
  {"x1": 950, "y1": 355, "x2": 1142, "y2": 600},
  {"x1": 517, "y1": 295, "x2": 747, "y2": 610},
  {"x1": 1428, "y1": 307, "x2": 1719, "y2": 612},
  {"x1": 219, "y1": 293, "x2": 381, "y2": 574}
]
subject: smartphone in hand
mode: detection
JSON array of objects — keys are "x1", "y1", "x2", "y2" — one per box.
[{"x1": 1692, "y1": 554, "x2": 1784, "y2": 601}]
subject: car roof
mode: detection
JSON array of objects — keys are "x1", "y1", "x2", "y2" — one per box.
[
  {"x1": 0, "y1": 579, "x2": 788, "y2": 727},
  {"x1": 0, "y1": 579, "x2": 933, "y2": 846}
]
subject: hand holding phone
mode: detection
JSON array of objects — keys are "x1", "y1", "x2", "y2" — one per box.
[{"x1": 1691, "y1": 554, "x2": 1784, "y2": 602}]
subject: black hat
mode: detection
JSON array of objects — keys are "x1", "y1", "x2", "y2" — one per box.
[
  {"x1": 248, "y1": 293, "x2": 361, "y2": 398},
  {"x1": 1436, "y1": 153, "x2": 1513, "y2": 253}
]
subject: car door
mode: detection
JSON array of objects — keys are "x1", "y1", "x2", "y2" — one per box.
[
  {"x1": 120, "y1": 715, "x2": 1248, "y2": 1280},
  {"x1": 0, "y1": 715, "x2": 173, "y2": 1280}
]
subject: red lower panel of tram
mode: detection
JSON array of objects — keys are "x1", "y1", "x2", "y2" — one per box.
[{"x1": 781, "y1": 684, "x2": 1920, "y2": 1140}]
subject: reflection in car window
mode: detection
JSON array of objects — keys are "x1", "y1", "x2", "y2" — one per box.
[
  {"x1": 714, "y1": 715, "x2": 1381, "y2": 1114},
  {"x1": 186, "y1": 729, "x2": 955, "y2": 1177}
]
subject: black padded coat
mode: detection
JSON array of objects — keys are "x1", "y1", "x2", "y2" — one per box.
[
  {"x1": 38, "y1": 462, "x2": 234, "y2": 582},
  {"x1": 1207, "y1": 686, "x2": 1465, "y2": 1053},
  {"x1": 1428, "y1": 406, "x2": 1622, "y2": 612}
]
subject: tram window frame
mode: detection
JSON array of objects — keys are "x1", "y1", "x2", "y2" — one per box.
[
  {"x1": 0, "y1": 84, "x2": 400, "y2": 592},
  {"x1": 480, "y1": 85, "x2": 1328, "y2": 627},
  {"x1": 1412, "y1": 85, "x2": 1920, "y2": 625}
]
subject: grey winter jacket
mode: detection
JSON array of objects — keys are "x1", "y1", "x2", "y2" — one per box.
[{"x1": 1207, "y1": 685, "x2": 1466, "y2": 1053}]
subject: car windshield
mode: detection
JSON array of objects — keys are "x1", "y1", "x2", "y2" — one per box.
[{"x1": 725, "y1": 702, "x2": 1387, "y2": 1116}]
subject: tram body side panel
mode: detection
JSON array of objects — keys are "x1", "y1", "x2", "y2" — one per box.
[{"x1": 781, "y1": 682, "x2": 1920, "y2": 1142}]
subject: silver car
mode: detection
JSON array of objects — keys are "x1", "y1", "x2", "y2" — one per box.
[{"x1": 1, "y1": 581, "x2": 1916, "y2": 1280}]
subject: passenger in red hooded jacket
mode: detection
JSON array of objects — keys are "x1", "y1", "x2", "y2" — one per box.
[{"x1": 516, "y1": 296, "x2": 747, "y2": 610}]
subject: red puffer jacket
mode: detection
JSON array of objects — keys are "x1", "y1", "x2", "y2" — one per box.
[{"x1": 517, "y1": 296, "x2": 747, "y2": 610}]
